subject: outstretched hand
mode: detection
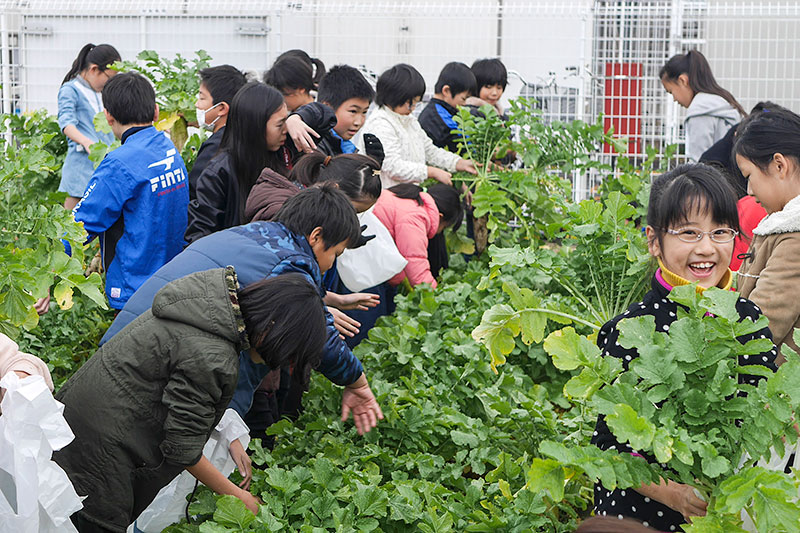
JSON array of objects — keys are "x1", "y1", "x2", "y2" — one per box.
[
  {"x1": 328, "y1": 306, "x2": 360, "y2": 339},
  {"x1": 285, "y1": 114, "x2": 320, "y2": 153},
  {"x1": 341, "y1": 373, "x2": 384, "y2": 435},
  {"x1": 335, "y1": 292, "x2": 380, "y2": 311},
  {"x1": 228, "y1": 439, "x2": 252, "y2": 490}
]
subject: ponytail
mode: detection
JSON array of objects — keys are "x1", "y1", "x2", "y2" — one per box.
[
  {"x1": 388, "y1": 183, "x2": 464, "y2": 231},
  {"x1": 290, "y1": 152, "x2": 381, "y2": 201},
  {"x1": 271, "y1": 49, "x2": 327, "y2": 91},
  {"x1": 309, "y1": 57, "x2": 326, "y2": 89},
  {"x1": 659, "y1": 50, "x2": 745, "y2": 116},
  {"x1": 62, "y1": 43, "x2": 121, "y2": 85}
]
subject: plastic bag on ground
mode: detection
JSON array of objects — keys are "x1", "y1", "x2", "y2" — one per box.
[
  {"x1": 131, "y1": 408, "x2": 250, "y2": 533},
  {"x1": 0, "y1": 372, "x2": 83, "y2": 532},
  {"x1": 337, "y1": 210, "x2": 407, "y2": 292}
]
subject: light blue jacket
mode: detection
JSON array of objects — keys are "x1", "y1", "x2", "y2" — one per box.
[{"x1": 57, "y1": 77, "x2": 115, "y2": 196}]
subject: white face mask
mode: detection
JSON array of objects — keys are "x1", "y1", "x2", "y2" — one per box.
[{"x1": 196, "y1": 102, "x2": 222, "y2": 131}]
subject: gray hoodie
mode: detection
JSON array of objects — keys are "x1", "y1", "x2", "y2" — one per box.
[{"x1": 684, "y1": 92, "x2": 741, "y2": 162}]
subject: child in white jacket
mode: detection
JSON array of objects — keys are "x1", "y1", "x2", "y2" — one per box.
[
  {"x1": 361, "y1": 64, "x2": 476, "y2": 189},
  {"x1": 0, "y1": 333, "x2": 53, "y2": 406}
]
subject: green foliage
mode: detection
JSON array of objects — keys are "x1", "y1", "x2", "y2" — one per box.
[
  {"x1": 539, "y1": 289, "x2": 800, "y2": 531},
  {"x1": 0, "y1": 127, "x2": 106, "y2": 335}
]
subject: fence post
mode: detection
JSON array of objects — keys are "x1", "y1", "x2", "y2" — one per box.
[{"x1": 1, "y1": 12, "x2": 12, "y2": 116}]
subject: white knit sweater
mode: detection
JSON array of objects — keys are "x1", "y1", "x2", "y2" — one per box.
[{"x1": 361, "y1": 106, "x2": 461, "y2": 188}]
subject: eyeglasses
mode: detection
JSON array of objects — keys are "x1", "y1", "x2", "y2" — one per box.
[{"x1": 665, "y1": 227, "x2": 739, "y2": 243}]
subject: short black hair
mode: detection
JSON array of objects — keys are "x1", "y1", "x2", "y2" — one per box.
[
  {"x1": 434, "y1": 62, "x2": 477, "y2": 96},
  {"x1": 471, "y1": 58, "x2": 508, "y2": 91},
  {"x1": 317, "y1": 65, "x2": 375, "y2": 110},
  {"x1": 264, "y1": 55, "x2": 314, "y2": 93},
  {"x1": 647, "y1": 163, "x2": 740, "y2": 245},
  {"x1": 389, "y1": 183, "x2": 464, "y2": 231},
  {"x1": 375, "y1": 63, "x2": 426, "y2": 109},
  {"x1": 274, "y1": 184, "x2": 362, "y2": 248},
  {"x1": 290, "y1": 152, "x2": 381, "y2": 201},
  {"x1": 734, "y1": 104, "x2": 800, "y2": 172},
  {"x1": 199, "y1": 65, "x2": 247, "y2": 106},
  {"x1": 102, "y1": 72, "x2": 156, "y2": 125},
  {"x1": 238, "y1": 273, "x2": 326, "y2": 374}
]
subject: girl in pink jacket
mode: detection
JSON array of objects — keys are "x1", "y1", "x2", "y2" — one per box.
[{"x1": 372, "y1": 183, "x2": 463, "y2": 289}]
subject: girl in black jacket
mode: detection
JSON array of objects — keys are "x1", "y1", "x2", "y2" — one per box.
[{"x1": 591, "y1": 164, "x2": 777, "y2": 531}]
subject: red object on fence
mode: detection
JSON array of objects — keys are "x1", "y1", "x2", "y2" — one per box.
[{"x1": 603, "y1": 62, "x2": 642, "y2": 154}]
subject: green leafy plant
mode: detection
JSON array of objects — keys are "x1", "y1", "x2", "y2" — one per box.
[
  {"x1": 112, "y1": 49, "x2": 211, "y2": 150},
  {"x1": 531, "y1": 288, "x2": 800, "y2": 532}
]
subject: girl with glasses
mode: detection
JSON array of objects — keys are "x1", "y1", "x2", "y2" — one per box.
[{"x1": 591, "y1": 163, "x2": 777, "y2": 531}]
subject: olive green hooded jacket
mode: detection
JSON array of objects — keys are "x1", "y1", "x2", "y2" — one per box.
[{"x1": 54, "y1": 267, "x2": 248, "y2": 532}]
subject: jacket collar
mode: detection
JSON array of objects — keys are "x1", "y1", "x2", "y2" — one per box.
[
  {"x1": 753, "y1": 193, "x2": 800, "y2": 236},
  {"x1": 430, "y1": 97, "x2": 458, "y2": 116},
  {"x1": 381, "y1": 106, "x2": 416, "y2": 125},
  {"x1": 121, "y1": 125, "x2": 154, "y2": 144}
]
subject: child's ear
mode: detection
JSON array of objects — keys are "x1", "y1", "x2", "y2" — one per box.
[
  {"x1": 104, "y1": 109, "x2": 114, "y2": 127},
  {"x1": 645, "y1": 226, "x2": 661, "y2": 257},
  {"x1": 308, "y1": 226, "x2": 324, "y2": 245},
  {"x1": 442, "y1": 85, "x2": 452, "y2": 98},
  {"x1": 218, "y1": 101, "x2": 230, "y2": 118},
  {"x1": 773, "y1": 152, "x2": 791, "y2": 179},
  {"x1": 678, "y1": 73, "x2": 690, "y2": 88},
  {"x1": 153, "y1": 103, "x2": 160, "y2": 123}
]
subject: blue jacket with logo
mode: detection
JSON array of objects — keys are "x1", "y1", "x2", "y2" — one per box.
[
  {"x1": 100, "y1": 221, "x2": 365, "y2": 415},
  {"x1": 73, "y1": 126, "x2": 189, "y2": 309}
]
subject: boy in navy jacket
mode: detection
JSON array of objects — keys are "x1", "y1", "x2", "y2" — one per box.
[
  {"x1": 419, "y1": 62, "x2": 476, "y2": 153},
  {"x1": 73, "y1": 72, "x2": 189, "y2": 310}
]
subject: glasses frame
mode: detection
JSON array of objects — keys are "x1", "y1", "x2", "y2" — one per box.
[{"x1": 664, "y1": 227, "x2": 739, "y2": 243}]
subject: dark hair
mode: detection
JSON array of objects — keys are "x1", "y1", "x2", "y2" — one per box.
[
  {"x1": 274, "y1": 184, "x2": 361, "y2": 248},
  {"x1": 290, "y1": 152, "x2": 382, "y2": 201},
  {"x1": 471, "y1": 58, "x2": 508, "y2": 92},
  {"x1": 733, "y1": 103, "x2": 800, "y2": 172},
  {"x1": 574, "y1": 516, "x2": 658, "y2": 533},
  {"x1": 647, "y1": 163, "x2": 740, "y2": 246},
  {"x1": 101, "y1": 72, "x2": 156, "y2": 125},
  {"x1": 220, "y1": 81, "x2": 287, "y2": 222},
  {"x1": 264, "y1": 55, "x2": 315, "y2": 95},
  {"x1": 276, "y1": 49, "x2": 326, "y2": 89},
  {"x1": 375, "y1": 64, "x2": 426, "y2": 109},
  {"x1": 199, "y1": 65, "x2": 247, "y2": 106},
  {"x1": 238, "y1": 273, "x2": 325, "y2": 373},
  {"x1": 659, "y1": 50, "x2": 745, "y2": 116},
  {"x1": 435, "y1": 62, "x2": 477, "y2": 96},
  {"x1": 317, "y1": 65, "x2": 375, "y2": 110},
  {"x1": 389, "y1": 183, "x2": 464, "y2": 231},
  {"x1": 62, "y1": 43, "x2": 121, "y2": 85}
]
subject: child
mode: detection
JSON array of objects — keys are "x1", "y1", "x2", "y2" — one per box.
[
  {"x1": 100, "y1": 186, "x2": 383, "y2": 438},
  {"x1": 58, "y1": 43, "x2": 120, "y2": 210},
  {"x1": 466, "y1": 58, "x2": 508, "y2": 117},
  {"x1": 419, "y1": 62, "x2": 476, "y2": 152},
  {"x1": 733, "y1": 106, "x2": 800, "y2": 362},
  {"x1": 55, "y1": 269, "x2": 327, "y2": 532},
  {"x1": 0, "y1": 332, "x2": 53, "y2": 406},
  {"x1": 591, "y1": 164, "x2": 777, "y2": 531},
  {"x1": 264, "y1": 54, "x2": 320, "y2": 112},
  {"x1": 360, "y1": 63, "x2": 477, "y2": 188},
  {"x1": 289, "y1": 64, "x2": 382, "y2": 158},
  {"x1": 186, "y1": 81, "x2": 290, "y2": 244},
  {"x1": 660, "y1": 50, "x2": 745, "y2": 162},
  {"x1": 72, "y1": 72, "x2": 188, "y2": 311},
  {"x1": 189, "y1": 65, "x2": 247, "y2": 199}
]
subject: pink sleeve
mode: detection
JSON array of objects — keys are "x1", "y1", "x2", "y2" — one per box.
[{"x1": 393, "y1": 217, "x2": 437, "y2": 288}]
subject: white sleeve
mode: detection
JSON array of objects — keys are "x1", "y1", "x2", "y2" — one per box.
[
  {"x1": 418, "y1": 120, "x2": 460, "y2": 171},
  {"x1": 364, "y1": 115, "x2": 428, "y2": 184}
]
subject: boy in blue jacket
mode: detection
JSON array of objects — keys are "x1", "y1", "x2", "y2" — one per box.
[
  {"x1": 102, "y1": 185, "x2": 383, "y2": 437},
  {"x1": 73, "y1": 72, "x2": 189, "y2": 310},
  {"x1": 418, "y1": 61, "x2": 476, "y2": 153}
]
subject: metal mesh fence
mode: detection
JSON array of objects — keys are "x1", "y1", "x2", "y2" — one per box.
[{"x1": 3, "y1": 0, "x2": 800, "y2": 198}]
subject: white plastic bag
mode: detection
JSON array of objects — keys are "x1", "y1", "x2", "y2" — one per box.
[
  {"x1": 337, "y1": 210, "x2": 407, "y2": 292},
  {"x1": 0, "y1": 372, "x2": 83, "y2": 533},
  {"x1": 132, "y1": 409, "x2": 250, "y2": 533}
]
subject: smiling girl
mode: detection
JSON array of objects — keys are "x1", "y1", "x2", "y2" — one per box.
[
  {"x1": 733, "y1": 106, "x2": 800, "y2": 362},
  {"x1": 591, "y1": 164, "x2": 777, "y2": 531}
]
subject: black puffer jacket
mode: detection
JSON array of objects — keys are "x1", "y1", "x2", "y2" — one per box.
[{"x1": 54, "y1": 267, "x2": 247, "y2": 532}]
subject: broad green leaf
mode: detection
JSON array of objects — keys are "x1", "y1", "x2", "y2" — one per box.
[
  {"x1": 616, "y1": 315, "x2": 657, "y2": 351},
  {"x1": 213, "y1": 494, "x2": 256, "y2": 529},
  {"x1": 472, "y1": 304, "x2": 520, "y2": 372},
  {"x1": 525, "y1": 458, "x2": 567, "y2": 502},
  {"x1": 543, "y1": 327, "x2": 600, "y2": 371},
  {"x1": 605, "y1": 403, "x2": 655, "y2": 451},
  {"x1": 353, "y1": 485, "x2": 388, "y2": 518}
]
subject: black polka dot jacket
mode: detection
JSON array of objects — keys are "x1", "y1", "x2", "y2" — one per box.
[{"x1": 590, "y1": 273, "x2": 777, "y2": 531}]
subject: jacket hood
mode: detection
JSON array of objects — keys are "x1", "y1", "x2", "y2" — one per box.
[
  {"x1": 420, "y1": 191, "x2": 441, "y2": 239},
  {"x1": 151, "y1": 266, "x2": 249, "y2": 349},
  {"x1": 244, "y1": 167, "x2": 301, "y2": 222},
  {"x1": 686, "y1": 93, "x2": 741, "y2": 121},
  {"x1": 753, "y1": 193, "x2": 800, "y2": 236}
]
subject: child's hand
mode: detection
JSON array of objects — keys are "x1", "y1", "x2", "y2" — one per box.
[
  {"x1": 34, "y1": 295, "x2": 50, "y2": 315},
  {"x1": 285, "y1": 114, "x2": 319, "y2": 153},
  {"x1": 328, "y1": 306, "x2": 360, "y2": 338},
  {"x1": 455, "y1": 158, "x2": 478, "y2": 175},
  {"x1": 428, "y1": 167, "x2": 453, "y2": 186},
  {"x1": 236, "y1": 488, "x2": 262, "y2": 515},
  {"x1": 229, "y1": 439, "x2": 252, "y2": 490},
  {"x1": 666, "y1": 483, "x2": 708, "y2": 522},
  {"x1": 341, "y1": 374, "x2": 384, "y2": 435},
  {"x1": 335, "y1": 292, "x2": 380, "y2": 311}
]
